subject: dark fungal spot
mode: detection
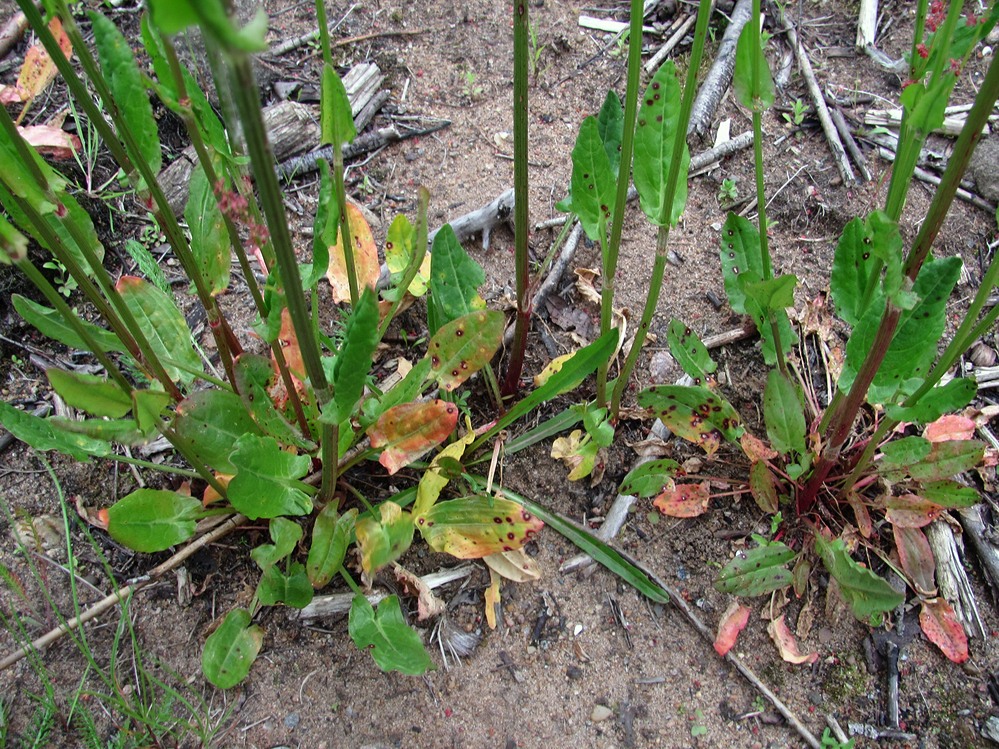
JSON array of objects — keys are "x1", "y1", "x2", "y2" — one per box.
[
  {"x1": 652, "y1": 81, "x2": 660, "y2": 90},
  {"x1": 638, "y1": 119, "x2": 646, "y2": 127},
  {"x1": 507, "y1": 532, "x2": 516, "y2": 540},
  {"x1": 493, "y1": 517, "x2": 503, "y2": 524},
  {"x1": 456, "y1": 328, "x2": 464, "y2": 337},
  {"x1": 656, "y1": 115, "x2": 663, "y2": 123},
  {"x1": 386, "y1": 241, "x2": 393, "y2": 249},
  {"x1": 451, "y1": 369, "x2": 459, "y2": 377}
]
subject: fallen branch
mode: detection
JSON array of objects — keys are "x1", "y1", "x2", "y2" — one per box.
[
  {"x1": 828, "y1": 105, "x2": 872, "y2": 182},
  {"x1": 269, "y1": 25, "x2": 425, "y2": 57},
  {"x1": 856, "y1": 0, "x2": 878, "y2": 49},
  {"x1": 873, "y1": 144, "x2": 997, "y2": 213},
  {"x1": 957, "y1": 505, "x2": 999, "y2": 593},
  {"x1": 782, "y1": 14, "x2": 857, "y2": 184},
  {"x1": 865, "y1": 106, "x2": 998, "y2": 137},
  {"x1": 687, "y1": 0, "x2": 752, "y2": 138},
  {"x1": 0, "y1": 514, "x2": 248, "y2": 672},
  {"x1": 0, "y1": 9, "x2": 27, "y2": 60}
]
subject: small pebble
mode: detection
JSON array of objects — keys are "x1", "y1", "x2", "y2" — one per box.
[
  {"x1": 591, "y1": 704, "x2": 613, "y2": 722},
  {"x1": 284, "y1": 713, "x2": 300, "y2": 730},
  {"x1": 567, "y1": 665, "x2": 583, "y2": 680}
]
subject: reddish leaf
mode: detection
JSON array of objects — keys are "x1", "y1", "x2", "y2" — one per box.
[
  {"x1": 846, "y1": 490, "x2": 873, "y2": 538},
  {"x1": 767, "y1": 614, "x2": 818, "y2": 665},
  {"x1": 428, "y1": 310, "x2": 504, "y2": 392},
  {"x1": 714, "y1": 601, "x2": 751, "y2": 656},
  {"x1": 326, "y1": 202, "x2": 379, "y2": 303},
  {"x1": 415, "y1": 495, "x2": 544, "y2": 558},
  {"x1": 919, "y1": 598, "x2": 968, "y2": 663},
  {"x1": 17, "y1": 125, "x2": 80, "y2": 159},
  {"x1": 741, "y1": 432, "x2": 777, "y2": 462},
  {"x1": 652, "y1": 481, "x2": 710, "y2": 518},
  {"x1": 893, "y1": 524, "x2": 936, "y2": 596},
  {"x1": 748, "y1": 460, "x2": 779, "y2": 513},
  {"x1": 924, "y1": 414, "x2": 975, "y2": 443},
  {"x1": 885, "y1": 493, "x2": 944, "y2": 528},
  {"x1": 367, "y1": 400, "x2": 459, "y2": 474}
]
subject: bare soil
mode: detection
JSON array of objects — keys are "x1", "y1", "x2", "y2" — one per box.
[{"x1": 1, "y1": 1, "x2": 998, "y2": 748}]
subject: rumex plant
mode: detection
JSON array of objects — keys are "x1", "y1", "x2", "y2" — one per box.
[{"x1": 0, "y1": 0, "x2": 618, "y2": 686}]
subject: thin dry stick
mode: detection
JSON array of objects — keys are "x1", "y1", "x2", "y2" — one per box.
[
  {"x1": 783, "y1": 16, "x2": 857, "y2": 184},
  {"x1": 0, "y1": 514, "x2": 248, "y2": 672},
  {"x1": 270, "y1": 27, "x2": 425, "y2": 57},
  {"x1": 644, "y1": 13, "x2": 696, "y2": 75},
  {"x1": 829, "y1": 105, "x2": 872, "y2": 182},
  {"x1": 687, "y1": 0, "x2": 752, "y2": 138}
]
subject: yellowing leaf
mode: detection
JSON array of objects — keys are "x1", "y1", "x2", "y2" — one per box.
[
  {"x1": 9, "y1": 17, "x2": 71, "y2": 108},
  {"x1": 367, "y1": 400, "x2": 459, "y2": 475},
  {"x1": 919, "y1": 597, "x2": 968, "y2": 663},
  {"x1": 741, "y1": 432, "x2": 778, "y2": 462},
  {"x1": 482, "y1": 548, "x2": 541, "y2": 583},
  {"x1": 413, "y1": 417, "x2": 475, "y2": 517},
  {"x1": 484, "y1": 568, "x2": 501, "y2": 629},
  {"x1": 415, "y1": 495, "x2": 544, "y2": 559},
  {"x1": 714, "y1": 601, "x2": 751, "y2": 656},
  {"x1": 534, "y1": 353, "x2": 575, "y2": 388},
  {"x1": 428, "y1": 310, "x2": 504, "y2": 392},
  {"x1": 653, "y1": 482, "x2": 710, "y2": 518},
  {"x1": 767, "y1": 614, "x2": 818, "y2": 665},
  {"x1": 326, "y1": 202, "x2": 379, "y2": 303},
  {"x1": 354, "y1": 501, "x2": 414, "y2": 583}
]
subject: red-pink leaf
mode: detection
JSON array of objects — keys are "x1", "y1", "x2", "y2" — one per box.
[
  {"x1": 741, "y1": 432, "x2": 777, "y2": 462},
  {"x1": 367, "y1": 400, "x2": 459, "y2": 474},
  {"x1": 326, "y1": 202, "x2": 379, "y2": 303},
  {"x1": 714, "y1": 601, "x2": 751, "y2": 656},
  {"x1": 892, "y1": 524, "x2": 936, "y2": 596},
  {"x1": 652, "y1": 481, "x2": 710, "y2": 518},
  {"x1": 885, "y1": 493, "x2": 944, "y2": 528},
  {"x1": 17, "y1": 125, "x2": 80, "y2": 159},
  {"x1": 924, "y1": 414, "x2": 975, "y2": 443},
  {"x1": 919, "y1": 598, "x2": 968, "y2": 663},
  {"x1": 767, "y1": 614, "x2": 818, "y2": 665}
]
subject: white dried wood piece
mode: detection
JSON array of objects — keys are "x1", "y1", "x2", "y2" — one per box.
[
  {"x1": 342, "y1": 62, "x2": 384, "y2": 117},
  {"x1": 856, "y1": 0, "x2": 878, "y2": 49},
  {"x1": 578, "y1": 15, "x2": 657, "y2": 35},
  {"x1": 783, "y1": 17, "x2": 857, "y2": 184},
  {"x1": 0, "y1": 9, "x2": 27, "y2": 60},
  {"x1": 297, "y1": 564, "x2": 475, "y2": 620},
  {"x1": 957, "y1": 505, "x2": 999, "y2": 592},
  {"x1": 865, "y1": 107, "x2": 996, "y2": 137},
  {"x1": 829, "y1": 106, "x2": 872, "y2": 182},
  {"x1": 688, "y1": 0, "x2": 752, "y2": 138},
  {"x1": 925, "y1": 519, "x2": 986, "y2": 639}
]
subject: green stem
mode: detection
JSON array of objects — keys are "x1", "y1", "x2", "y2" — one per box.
[
  {"x1": 610, "y1": 0, "x2": 713, "y2": 420},
  {"x1": 315, "y1": 0, "x2": 333, "y2": 67},
  {"x1": 327, "y1": 67, "x2": 360, "y2": 307},
  {"x1": 501, "y1": 0, "x2": 532, "y2": 396}
]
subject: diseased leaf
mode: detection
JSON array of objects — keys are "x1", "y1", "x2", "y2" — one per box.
[
  {"x1": 887, "y1": 379, "x2": 977, "y2": 425},
  {"x1": 392, "y1": 563, "x2": 446, "y2": 621},
  {"x1": 201, "y1": 608, "x2": 263, "y2": 689},
  {"x1": 46, "y1": 368, "x2": 132, "y2": 419},
  {"x1": 428, "y1": 225, "x2": 486, "y2": 333},
  {"x1": 348, "y1": 593, "x2": 433, "y2": 675},
  {"x1": 885, "y1": 493, "x2": 944, "y2": 528},
  {"x1": 633, "y1": 61, "x2": 689, "y2": 227},
  {"x1": 741, "y1": 432, "x2": 778, "y2": 462},
  {"x1": 482, "y1": 549, "x2": 541, "y2": 583},
  {"x1": 359, "y1": 356, "x2": 431, "y2": 429},
  {"x1": 116, "y1": 276, "x2": 202, "y2": 385},
  {"x1": 355, "y1": 501, "x2": 415, "y2": 580},
  {"x1": 185, "y1": 163, "x2": 230, "y2": 295},
  {"x1": 17, "y1": 125, "x2": 79, "y2": 159},
  {"x1": 5, "y1": 18, "x2": 71, "y2": 105},
  {"x1": 367, "y1": 400, "x2": 459, "y2": 475},
  {"x1": 568, "y1": 116, "x2": 615, "y2": 241},
  {"x1": 0, "y1": 400, "x2": 110, "y2": 461},
  {"x1": 428, "y1": 310, "x2": 503, "y2": 392},
  {"x1": 106, "y1": 489, "x2": 200, "y2": 553},
  {"x1": 815, "y1": 535, "x2": 904, "y2": 626},
  {"x1": 412, "y1": 421, "x2": 476, "y2": 517},
  {"x1": 714, "y1": 542, "x2": 795, "y2": 597},
  {"x1": 415, "y1": 495, "x2": 544, "y2": 558},
  {"x1": 307, "y1": 506, "x2": 357, "y2": 589},
  {"x1": 733, "y1": 22, "x2": 775, "y2": 111},
  {"x1": 637, "y1": 385, "x2": 744, "y2": 455},
  {"x1": 174, "y1": 390, "x2": 262, "y2": 475},
  {"x1": 879, "y1": 436, "x2": 931, "y2": 480},
  {"x1": 714, "y1": 601, "x2": 751, "y2": 656},
  {"x1": 326, "y1": 202, "x2": 379, "y2": 303},
  {"x1": 666, "y1": 319, "x2": 717, "y2": 386},
  {"x1": 917, "y1": 479, "x2": 981, "y2": 508},
  {"x1": 919, "y1": 597, "x2": 969, "y2": 663},
  {"x1": 908, "y1": 439, "x2": 986, "y2": 482},
  {"x1": 652, "y1": 482, "x2": 711, "y2": 518},
  {"x1": 893, "y1": 524, "x2": 936, "y2": 596},
  {"x1": 924, "y1": 414, "x2": 977, "y2": 442},
  {"x1": 767, "y1": 614, "x2": 817, "y2": 665},
  {"x1": 749, "y1": 460, "x2": 780, "y2": 514},
  {"x1": 597, "y1": 89, "x2": 625, "y2": 176},
  {"x1": 846, "y1": 490, "x2": 873, "y2": 539},
  {"x1": 619, "y1": 458, "x2": 681, "y2": 498},
  {"x1": 763, "y1": 370, "x2": 806, "y2": 456},
  {"x1": 228, "y1": 434, "x2": 313, "y2": 519},
  {"x1": 384, "y1": 213, "x2": 429, "y2": 297},
  {"x1": 719, "y1": 212, "x2": 765, "y2": 314}
]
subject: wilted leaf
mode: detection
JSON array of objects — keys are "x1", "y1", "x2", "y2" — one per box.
[
  {"x1": 714, "y1": 542, "x2": 795, "y2": 596},
  {"x1": 428, "y1": 310, "x2": 503, "y2": 392},
  {"x1": 741, "y1": 432, "x2": 778, "y2": 462},
  {"x1": 893, "y1": 524, "x2": 936, "y2": 596},
  {"x1": 484, "y1": 568, "x2": 501, "y2": 629},
  {"x1": 355, "y1": 501, "x2": 414, "y2": 581},
  {"x1": 638, "y1": 385, "x2": 743, "y2": 455},
  {"x1": 767, "y1": 614, "x2": 817, "y2": 665},
  {"x1": 367, "y1": 400, "x2": 459, "y2": 474},
  {"x1": 393, "y1": 563, "x2": 445, "y2": 621},
  {"x1": 416, "y1": 495, "x2": 544, "y2": 558},
  {"x1": 482, "y1": 548, "x2": 541, "y2": 582},
  {"x1": 5, "y1": 17, "x2": 71, "y2": 105},
  {"x1": 919, "y1": 597, "x2": 968, "y2": 663},
  {"x1": 348, "y1": 593, "x2": 433, "y2": 674},
  {"x1": 714, "y1": 601, "x2": 751, "y2": 656},
  {"x1": 652, "y1": 482, "x2": 711, "y2": 518},
  {"x1": 885, "y1": 493, "x2": 944, "y2": 528},
  {"x1": 202, "y1": 609, "x2": 263, "y2": 689},
  {"x1": 326, "y1": 202, "x2": 379, "y2": 303},
  {"x1": 106, "y1": 489, "x2": 200, "y2": 552},
  {"x1": 551, "y1": 429, "x2": 599, "y2": 481}
]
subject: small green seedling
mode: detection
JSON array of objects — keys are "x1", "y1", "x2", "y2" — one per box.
[
  {"x1": 461, "y1": 70, "x2": 483, "y2": 101},
  {"x1": 717, "y1": 177, "x2": 739, "y2": 206},
  {"x1": 782, "y1": 97, "x2": 807, "y2": 127}
]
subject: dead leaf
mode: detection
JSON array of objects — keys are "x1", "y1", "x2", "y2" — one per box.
[
  {"x1": 573, "y1": 267, "x2": 602, "y2": 306},
  {"x1": 713, "y1": 601, "x2": 751, "y2": 656},
  {"x1": 919, "y1": 598, "x2": 968, "y2": 663},
  {"x1": 5, "y1": 17, "x2": 71, "y2": 113},
  {"x1": 884, "y1": 493, "x2": 944, "y2": 528},
  {"x1": 741, "y1": 432, "x2": 778, "y2": 462},
  {"x1": 484, "y1": 568, "x2": 502, "y2": 630},
  {"x1": 393, "y1": 563, "x2": 446, "y2": 621},
  {"x1": 483, "y1": 548, "x2": 541, "y2": 582},
  {"x1": 17, "y1": 124, "x2": 80, "y2": 159},
  {"x1": 652, "y1": 481, "x2": 710, "y2": 518},
  {"x1": 924, "y1": 414, "x2": 976, "y2": 443},
  {"x1": 326, "y1": 202, "x2": 380, "y2": 303},
  {"x1": 767, "y1": 614, "x2": 818, "y2": 665},
  {"x1": 893, "y1": 524, "x2": 936, "y2": 597}
]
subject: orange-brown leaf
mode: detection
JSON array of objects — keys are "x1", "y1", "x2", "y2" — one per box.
[
  {"x1": 767, "y1": 614, "x2": 818, "y2": 665},
  {"x1": 741, "y1": 432, "x2": 778, "y2": 462},
  {"x1": 326, "y1": 202, "x2": 379, "y2": 303},
  {"x1": 367, "y1": 400, "x2": 459, "y2": 474},
  {"x1": 924, "y1": 414, "x2": 976, "y2": 443},
  {"x1": 893, "y1": 524, "x2": 936, "y2": 597},
  {"x1": 10, "y1": 17, "x2": 71, "y2": 106},
  {"x1": 885, "y1": 493, "x2": 944, "y2": 528},
  {"x1": 652, "y1": 481, "x2": 710, "y2": 518},
  {"x1": 919, "y1": 598, "x2": 968, "y2": 663},
  {"x1": 714, "y1": 601, "x2": 751, "y2": 656}
]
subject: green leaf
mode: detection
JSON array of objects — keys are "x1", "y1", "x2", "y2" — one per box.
[
  {"x1": 666, "y1": 319, "x2": 716, "y2": 385},
  {"x1": 830, "y1": 213, "x2": 904, "y2": 327},
  {"x1": 320, "y1": 63, "x2": 356, "y2": 147},
  {"x1": 185, "y1": 164, "x2": 230, "y2": 296},
  {"x1": 415, "y1": 495, "x2": 545, "y2": 558},
  {"x1": 568, "y1": 116, "x2": 615, "y2": 241},
  {"x1": 257, "y1": 562, "x2": 313, "y2": 608},
  {"x1": 132, "y1": 389, "x2": 172, "y2": 432},
  {"x1": 428, "y1": 310, "x2": 503, "y2": 392},
  {"x1": 116, "y1": 276, "x2": 202, "y2": 386},
  {"x1": 742, "y1": 274, "x2": 797, "y2": 312},
  {"x1": 106, "y1": 489, "x2": 200, "y2": 552},
  {"x1": 907, "y1": 440, "x2": 986, "y2": 482},
  {"x1": 367, "y1": 400, "x2": 459, "y2": 474},
  {"x1": 250, "y1": 517, "x2": 302, "y2": 570},
  {"x1": 714, "y1": 542, "x2": 795, "y2": 596},
  {"x1": 148, "y1": 0, "x2": 267, "y2": 53},
  {"x1": 46, "y1": 368, "x2": 132, "y2": 419},
  {"x1": 329, "y1": 287, "x2": 379, "y2": 424},
  {"x1": 90, "y1": 12, "x2": 161, "y2": 177},
  {"x1": 348, "y1": 594, "x2": 433, "y2": 675},
  {"x1": 637, "y1": 385, "x2": 744, "y2": 455},
  {"x1": 228, "y1": 434, "x2": 313, "y2": 519},
  {"x1": 842, "y1": 256, "x2": 962, "y2": 404},
  {"x1": 748, "y1": 460, "x2": 779, "y2": 514},
  {"x1": 201, "y1": 608, "x2": 263, "y2": 689},
  {"x1": 307, "y1": 506, "x2": 357, "y2": 588},
  {"x1": 303, "y1": 161, "x2": 336, "y2": 288},
  {"x1": 618, "y1": 459, "x2": 681, "y2": 498},
  {"x1": 880, "y1": 436, "x2": 931, "y2": 473},
  {"x1": 917, "y1": 479, "x2": 981, "y2": 508},
  {"x1": 428, "y1": 225, "x2": 486, "y2": 333},
  {"x1": 719, "y1": 213, "x2": 765, "y2": 314},
  {"x1": 597, "y1": 89, "x2": 625, "y2": 177},
  {"x1": 815, "y1": 535, "x2": 905, "y2": 625},
  {"x1": 234, "y1": 354, "x2": 314, "y2": 450},
  {"x1": 0, "y1": 400, "x2": 110, "y2": 460},
  {"x1": 763, "y1": 370, "x2": 806, "y2": 456},
  {"x1": 633, "y1": 61, "x2": 689, "y2": 227},
  {"x1": 0, "y1": 212, "x2": 27, "y2": 263},
  {"x1": 174, "y1": 390, "x2": 262, "y2": 474},
  {"x1": 886, "y1": 378, "x2": 977, "y2": 423},
  {"x1": 123, "y1": 239, "x2": 171, "y2": 294},
  {"x1": 48, "y1": 416, "x2": 146, "y2": 444},
  {"x1": 733, "y1": 22, "x2": 774, "y2": 111},
  {"x1": 354, "y1": 501, "x2": 415, "y2": 579},
  {"x1": 13, "y1": 295, "x2": 125, "y2": 353}
]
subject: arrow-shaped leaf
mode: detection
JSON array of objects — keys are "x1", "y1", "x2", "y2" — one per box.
[
  {"x1": 201, "y1": 608, "x2": 263, "y2": 689},
  {"x1": 348, "y1": 593, "x2": 433, "y2": 675}
]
